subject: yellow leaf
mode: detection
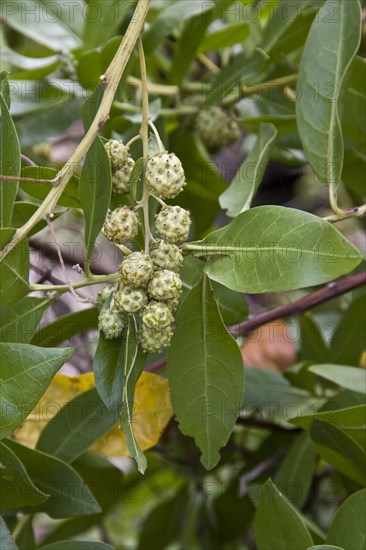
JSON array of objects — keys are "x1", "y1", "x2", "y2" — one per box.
[{"x1": 12, "y1": 371, "x2": 173, "y2": 459}]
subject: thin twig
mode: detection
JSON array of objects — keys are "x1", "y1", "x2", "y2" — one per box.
[{"x1": 45, "y1": 217, "x2": 91, "y2": 303}]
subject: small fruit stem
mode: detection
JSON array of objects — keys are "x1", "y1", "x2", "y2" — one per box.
[
  {"x1": 148, "y1": 120, "x2": 165, "y2": 152},
  {"x1": 138, "y1": 36, "x2": 153, "y2": 255}
]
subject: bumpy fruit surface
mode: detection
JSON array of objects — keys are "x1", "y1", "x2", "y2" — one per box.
[
  {"x1": 148, "y1": 270, "x2": 182, "y2": 301},
  {"x1": 165, "y1": 295, "x2": 180, "y2": 313},
  {"x1": 145, "y1": 152, "x2": 186, "y2": 199},
  {"x1": 120, "y1": 252, "x2": 154, "y2": 288},
  {"x1": 150, "y1": 240, "x2": 183, "y2": 272},
  {"x1": 97, "y1": 284, "x2": 115, "y2": 308},
  {"x1": 196, "y1": 106, "x2": 240, "y2": 152},
  {"x1": 104, "y1": 139, "x2": 129, "y2": 169},
  {"x1": 114, "y1": 285, "x2": 148, "y2": 314},
  {"x1": 138, "y1": 323, "x2": 173, "y2": 354},
  {"x1": 98, "y1": 308, "x2": 125, "y2": 339},
  {"x1": 141, "y1": 301, "x2": 174, "y2": 331},
  {"x1": 155, "y1": 206, "x2": 191, "y2": 245},
  {"x1": 112, "y1": 157, "x2": 135, "y2": 195},
  {"x1": 102, "y1": 206, "x2": 139, "y2": 245}
]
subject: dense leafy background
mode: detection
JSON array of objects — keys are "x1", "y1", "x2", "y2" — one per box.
[{"x1": 0, "y1": 0, "x2": 365, "y2": 548}]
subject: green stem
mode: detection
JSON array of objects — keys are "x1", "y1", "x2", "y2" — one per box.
[
  {"x1": 0, "y1": 0, "x2": 151, "y2": 263},
  {"x1": 138, "y1": 37, "x2": 153, "y2": 255},
  {"x1": 324, "y1": 203, "x2": 366, "y2": 223},
  {"x1": 222, "y1": 73, "x2": 298, "y2": 106},
  {"x1": 30, "y1": 273, "x2": 119, "y2": 293},
  {"x1": 12, "y1": 515, "x2": 30, "y2": 542}
]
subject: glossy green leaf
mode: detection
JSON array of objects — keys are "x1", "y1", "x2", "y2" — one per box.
[
  {"x1": 327, "y1": 489, "x2": 366, "y2": 549},
  {"x1": 0, "y1": 86, "x2": 21, "y2": 228},
  {"x1": 119, "y1": 317, "x2": 147, "y2": 474},
  {"x1": 255, "y1": 479, "x2": 313, "y2": 550},
  {"x1": 0, "y1": 229, "x2": 30, "y2": 305},
  {"x1": 3, "y1": 0, "x2": 81, "y2": 51},
  {"x1": 0, "y1": 517, "x2": 17, "y2": 550},
  {"x1": 205, "y1": 51, "x2": 267, "y2": 106},
  {"x1": 330, "y1": 294, "x2": 366, "y2": 366},
  {"x1": 20, "y1": 167, "x2": 81, "y2": 208},
  {"x1": 0, "y1": 297, "x2": 50, "y2": 343},
  {"x1": 31, "y1": 307, "x2": 99, "y2": 347},
  {"x1": 80, "y1": 85, "x2": 112, "y2": 268},
  {"x1": 40, "y1": 542, "x2": 114, "y2": 550},
  {"x1": 0, "y1": 343, "x2": 73, "y2": 439},
  {"x1": 185, "y1": 206, "x2": 362, "y2": 293},
  {"x1": 220, "y1": 124, "x2": 277, "y2": 216},
  {"x1": 168, "y1": 275, "x2": 244, "y2": 470},
  {"x1": 3, "y1": 440, "x2": 101, "y2": 518},
  {"x1": 309, "y1": 365, "x2": 366, "y2": 395},
  {"x1": 275, "y1": 433, "x2": 317, "y2": 508},
  {"x1": 310, "y1": 420, "x2": 366, "y2": 486},
  {"x1": 37, "y1": 388, "x2": 117, "y2": 463},
  {"x1": 296, "y1": 0, "x2": 362, "y2": 189},
  {"x1": 0, "y1": 441, "x2": 48, "y2": 509}
]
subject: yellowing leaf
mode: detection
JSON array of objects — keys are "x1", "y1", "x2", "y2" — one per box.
[
  {"x1": 90, "y1": 372, "x2": 173, "y2": 457},
  {"x1": 12, "y1": 372, "x2": 173, "y2": 459}
]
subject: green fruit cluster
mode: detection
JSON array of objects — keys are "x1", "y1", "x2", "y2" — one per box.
[
  {"x1": 99, "y1": 146, "x2": 191, "y2": 354},
  {"x1": 105, "y1": 139, "x2": 135, "y2": 194},
  {"x1": 196, "y1": 106, "x2": 240, "y2": 152}
]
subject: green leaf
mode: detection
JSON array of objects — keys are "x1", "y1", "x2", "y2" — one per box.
[
  {"x1": 310, "y1": 420, "x2": 366, "y2": 486},
  {"x1": 40, "y1": 542, "x2": 114, "y2": 550},
  {"x1": 255, "y1": 479, "x2": 313, "y2": 550},
  {"x1": 138, "y1": 485, "x2": 190, "y2": 550},
  {"x1": 0, "y1": 517, "x2": 18, "y2": 550},
  {"x1": 0, "y1": 229, "x2": 29, "y2": 305},
  {"x1": 274, "y1": 433, "x2": 317, "y2": 508},
  {"x1": 94, "y1": 318, "x2": 139, "y2": 413},
  {"x1": 0, "y1": 441, "x2": 48, "y2": 509},
  {"x1": 327, "y1": 489, "x2": 366, "y2": 549},
  {"x1": 299, "y1": 315, "x2": 329, "y2": 363},
  {"x1": 296, "y1": 0, "x2": 362, "y2": 189},
  {"x1": 0, "y1": 85, "x2": 21, "y2": 227},
  {"x1": 199, "y1": 22, "x2": 250, "y2": 53},
  {"x1": 3, "y1": 0, "x2": 81, "y2": 51},
  {"x1": 289, "y1": 404, "x2": 366, "y2": 454},
  {"x1": 119, "y1": 317, "x2": 147, "y2": 474},
  {"x1": 308, "y1": 547, "x2": 343, "y2": 550},
  {"x1": 80, "y1": 85, "x2": 112, "y2": 268},
  {"x1": 168, "y1": 275, "x2": 244, "y2": 470},
  {"x1": 83, "y1": 0, "x2": 133, "y2": 50},
  {"x1": 330, "y1": 294, "x2": 366, "y2": 366},
  {"x1": 11, "y1": 202, "x2": 64, "y2": 237},
  {"x1": 37, "y1": 388, "x2": 117, "y2": 463},
  {"x1": 2, "y1": 440, "x2": 101, "y2": 518},
  {"x1": 0, "y1": 343, "x2": 73, "y2": 439},
  {"x1": 205, "y1": 51, "x2": 267, "y2": 106},
  {"x1": 260, "y1": 0, "x2": 321, "y2": 56},
  {"x1": 143, "y1": 0, "x2": 210, "y2": 52},
  {"x1": 31, "y1": 307, "x2": 99, "y2": 347},
  {"x1": 0, "y1": 297, "x2": 50, "y2": 343},
  {"x1": 211, "y1": 280, "x2": 248, "y2": 326},
  {"x1": 220, "y1": 124, "x2": 277, "y2": 216},
  {"x1": 309, "y1": 365, "x2": 366, "y2": 395},
  {"x1": 185, "y1": 206, "x2": 362, "y2": 293},
  {"x1": 20, "y1": 167, "x2": 81, "y2": 208}
]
